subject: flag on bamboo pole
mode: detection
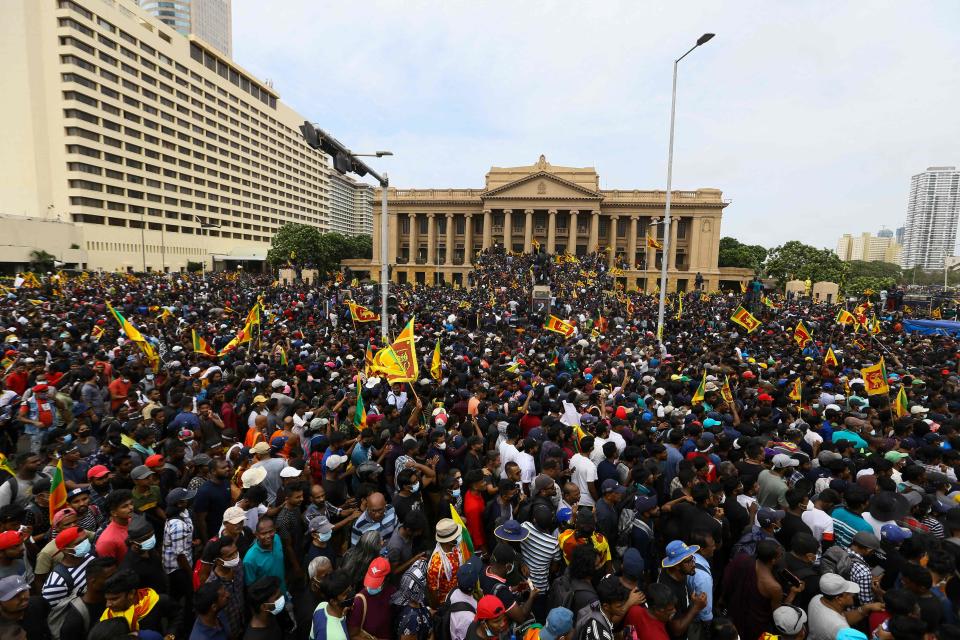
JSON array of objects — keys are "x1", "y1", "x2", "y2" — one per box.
[
  {"x1": 730, "y1": 306, "x2": 761, "y2": 333},
  {"x1": 106, "y1": 302, "x2": 159, "y2": 371},
  {"x1": 824, "y1": 347, "x2": 839, "y2": 368},
  {"x1": 348, "y1": 301, "x2": 380, "y2": 323},
  {"x1": 449, "y1": 504, "x2": 474, "y2": 558},
  {"x1": 720, "y1": 376, "x2": 734, "y2": 404},
  {"x1": 788, "y1": 377, "x2": 802, "y2": 402},
  {"x1": 861, "y1": 360, "x2": 890, "y2": 396},
  {"x1": 364, "y1": 343, "x2": 375, "y2": 376},
  {"x1": 380, "y1": 318, "x2": 418, "y2": 383},
  {"x1": 192, "y1": 330, "x2": 216, "y2": 357},
  {"x1": 354, "y1": 379, "x2": 367, "y2": 430},
  {"x1": 431, "y1": 338, "x2": 442, "y2": 381},
  {"x1": 835, "y1": 309, "x2": 855, "y2": 325},
  {"x1": 543, "y1": 315, "x2": 576, "y2": 338},
  {"x1": 646, "y1": 234, "x2": 663, "y2": 250},
  {"x1": 893, "y1": 386, "x2": 909, "y2": 418},
  {"x1": 90, "y1": 325, "x2": 104, "y2": 341},
  {"x1": 49, "y1": 459, "x2": 67, "y2": 522},
  {"x1": 692, "y1": 371, "x2": 707, "y2": 404},
  {"x1": 793, "y1": 320, "x2": 813, "y2": 348}
]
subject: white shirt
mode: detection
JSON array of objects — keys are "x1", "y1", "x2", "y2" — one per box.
[
  {"x1": 802, "y1": 506, "x2": 834, "y2": 543},
  {"x1": 570, "y1": 453, "x2": 598, "y2": 507},
  {"x1": 804, "y1": 429, "x2": 824, "y2": 450},
  {"x1": 606, "y1": 430, "x2": 627, "y2": 454},
  {"x1": 387, "y1": 390, "x2": 408, "y2": 411},
  {"x1": 498, "y1": 440, "x2": 520, "y2": 476},
  {"x1": 515, "y1": 451, "x2": 536, "y2": 488},
  {"x1": 589, "y1": 436, "x2": 609, "y2": 465},
  {"x1": 863, "y1": 512, "x2": 893, "y2": 539}
]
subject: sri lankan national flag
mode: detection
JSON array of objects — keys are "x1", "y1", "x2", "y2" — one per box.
[
  {"x1": 893, "y1": 386, "x2": 909, "y2": 418},
  {"x1": 376, "y1": 317, "x2": 418, "y2": 383},
  {"x1": 544, "y1": 315, "x2": 576, "y2": 338},
  {"x1": 348, "y1": 301, "x2": 380, "y2": 323},
  {"x1": 793, "y1": 320, "x2": 812, "y2": 348},
  {"x1": 730, "y1": 305, "x2": 761, "y2": 333},
  {"x1": 835, "y1": 308, "x2": 856, "y2": 326},
  {"x1": 90, "y1": 325, "x2": 105, "y2": 341},
  {"x1": 646, "y1": 234, "x2": 663, "y2": 250},
  {"x1": 788, "y1": 377, "x2": 802, "y2": 401},
  {"x1": 933, "y1": 308, "x2": 943, "y2": 319},
  {"x1": 861, "y1": 359, "x2": 890, "y2": 396},
  {"x1": 192, "y1": 329, "x2": 216, "y2": 357},
  {"x1": 431, "y1": 338, "x2": 442, "y2": 381},
  {"x1": 354, "y1": 379, "x2": 367, "y2": 430},
  {"x1": 692, "y1": 371, "x2": 707, "y2": 404},
  {"x1": 721, "y1": 376, "x2": 734, "y2": 404},
  {"x1": 49, "y1": 459, "x2": 68, "y2": 522},
  {"x1": 740, "y1": 281, "x2": 748, "y2": 294},
  {"x1": 106, "y1": 302, "x2": 159, "y2": 372},
  {"x1": 824, "y1": 347, "x2": 839, "y2": 367}
]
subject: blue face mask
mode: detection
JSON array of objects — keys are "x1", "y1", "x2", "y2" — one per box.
[
  {"x1": 367, "y1": 586, "x2": 383, "y2": 595},
  {"x1": 63, "y1": 435, "x2": 73, "y2": 444},
  {"x1": 270, "y1": 595, "x2": 285, "y2": 615},
  {"x1": 71, "y1": 538, "x2": 92, "y2": 557},
  {"x1": 318, "y1": 531, "x2": 332, "y2": 543},
  {"x1": 452, "y1": 489, "x2": 461, "y2": 498},
  {"x1": 138, "y1": 535, "x2": 157, "y2": 551},
  {"x1": 411, "y1": 482, "x2": 420, "y2": 493}
]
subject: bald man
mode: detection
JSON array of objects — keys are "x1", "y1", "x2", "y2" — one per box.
[{"x1": 350, "y1": 492, "x2": 397, "y2": 545}]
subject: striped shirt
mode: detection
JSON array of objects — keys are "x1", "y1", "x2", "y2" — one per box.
[
  {"x1": 41, "y1": 555, "x2": 95, "y2": 606},
  {"x1": 162, "y1": 512, "x2": 194, "y2": 574},
  {"x1": 520, "y1": 522, "x2": 560, "y2": 592},
  {"x1": 831, "y1": 507, "x2": 872, "y2": 549},
  {"x1": 350, "y1": 505, "x2": 396, "y2": 545}
]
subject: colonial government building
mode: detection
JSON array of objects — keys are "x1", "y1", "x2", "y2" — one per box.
[{"x1": 368, "y1": 156, "x2": 732, "y2": 292}]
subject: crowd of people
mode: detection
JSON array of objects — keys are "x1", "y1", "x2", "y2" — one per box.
[{"x1": 0, "y1": 246, "x2": 958, "y2": 640}]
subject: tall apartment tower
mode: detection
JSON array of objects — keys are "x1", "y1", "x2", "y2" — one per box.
[
  {"x1": 901, "y1": 167, "x2": 960, "y2": 269},
  {"x1": 140, "y1": 0, "x2": 231, "y2": 55}
]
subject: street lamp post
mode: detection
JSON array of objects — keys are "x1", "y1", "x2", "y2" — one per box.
[
  {"x1": 352, "y1": 152, "x2": 393, "y2": 339},
  {"x1": 656, "y1": 32, "x2": 715, "y2": 350}
]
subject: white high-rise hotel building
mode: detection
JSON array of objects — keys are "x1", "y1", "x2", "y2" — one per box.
[
  {"x1": 901, "y1": 166, "x2": 960, "y2": 270},
  {"x1": 1, "y1": 0, "x2": 337, "y2": 272}
]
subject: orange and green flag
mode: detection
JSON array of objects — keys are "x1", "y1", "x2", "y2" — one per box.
[
  {"x1": 49, "y1": 459, "x2": 68, "y2": 522},
  {"x1": 192, "y1": 330, "x2": 216, "y2": 357},
  {"x1": 354, "y1": 379, "x2": 367, "y2": 431},
  {"x1": 450, "y1": 503, "x2": 473, "y2": 557},
  {"x1": 893, "y1": 386, "x2": 909, "y2": 418},
  {"x1": 692, "y1": 371, "x2": 707, "y2": 404},
  {"x1": 431, "y1": 338, "x2": 442, "y2": 382}
]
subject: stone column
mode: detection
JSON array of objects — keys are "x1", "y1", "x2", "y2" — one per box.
[
  {"x1": 646, "y1": 218, "x2": 657, "y2": 271},
  {"x1": 408, "y1": 213, "x2": 418, "y2": 263},
  {"x1": 391, "y1": 214, "x2": 400, "y2": 270},
  {"x1": 426, "y1": 213, "x2": 436, "y2": 265},
  {"x1": 464, "y1": 213, "x2": 474, "y2": 265},
  {"x1": 668, "y1": 216, "x2": 680, "y2": 271},
  {"x1": 372, "y1": 207, "x2": 381, "y2": 264},
  {"x1": 445, "y1": 213, "x2": 454, "y2": 265},
  {"x1": 568, "y1": 210, "x2": 579, "y2": 253},
  {"x1": 482, "y1": 209, "x2": 492, "y2": 250},
  {"x1": 503, "y1": 209, "x2": 512, "y2": 249},
  {"x1": 547, "y1": 209, "x2": 557, "y2": 254},
  {"x1": 608, "y1": 215, "x2": 619, "y2": 268},
  {"x1": 523, "y1": 209, "x2": 534, "y2": 253},
  {"x1": 589, "y1": 210, "x2": 600, "y2": 252},
  {"x1": 628, "y1": 216, "x2": 638, "y2": 270}
]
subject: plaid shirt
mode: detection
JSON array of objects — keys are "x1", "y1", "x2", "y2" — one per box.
[
  {"x1": 847, "y1": 548, "x2": 875, "y2": 604},
  {"x1": 162, "y1": 511, "x2": 194, "y2": 574}
]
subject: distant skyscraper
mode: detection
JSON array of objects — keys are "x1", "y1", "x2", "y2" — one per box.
[
  {"x1": 329, "y1": 174, "x2": 374, "y2": 236},
  {"x1": 901, "y1": 166, "x2": 960, "y2": 269},
  {"x1": 835, "y1": 232, "x2": 901, "y2": 264},
  {"x1": 140, "y1": 0, "x2": 232, "y2": 55},
  {"x1": 877, "y1": 228, "x2": 893, "y2": 238},
  {"x1": 895, "y1": 227, "x2": 905, "y2": 245}
]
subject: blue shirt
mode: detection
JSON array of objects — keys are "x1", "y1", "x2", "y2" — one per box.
[
  {"x1": 688, "y1": 553, "x2": 713, "y2": 621},
  {"x1": 170, "y1": 411, "x2": 200, "y2": 433},
  {"x1": 243, "y1": 534, "x2": 286, "y2": 592},
  {"x1": 189, "y1": 612, "x2": 229, "y2": 640},
  {"x1": 832, "y1": 430, "x2": 867, "y2": 449},
  {"x1": 310, "y1": 601, "x2": 349, "y2": 640}
]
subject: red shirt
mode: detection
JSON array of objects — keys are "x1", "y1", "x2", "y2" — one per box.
[
  {"x1": 519, "y1": 413, "x2": 541, "y2": 438},
  {"x1": 463, "y1": 489, "x2": 487, "y2": 550},
  {"x1": 108, "y1": 378, "x2": 131, "y2": 412},
  {"x1": 3, "y1": 372, "x2": 27, "y2": 396},
  {"x1": 220, "y1": 401, "x2": 237, "y2": 432},
  {"x1": 95, "y1": 520, "x2": 129, "y2": 562},
  {"x1": 625, "y1": 606, "x2": 669, "y2": 640}
]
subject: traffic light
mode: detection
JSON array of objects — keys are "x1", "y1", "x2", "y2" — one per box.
[{"x1": 299, "y1": 122, "x2": 368, "y2": 177}]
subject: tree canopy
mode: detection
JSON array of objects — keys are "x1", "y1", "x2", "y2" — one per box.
[
  {"x1": 267, "y1": 224, "x2": 372, "y2": 273},
  {"x1": 718, "y1": 237, "x2": 767, "y2": 271},
  {"x1": 764, "y1": 241, "x2": 849, "y2": 287}
]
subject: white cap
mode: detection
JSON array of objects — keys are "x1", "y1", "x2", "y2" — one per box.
[
  {"x1": 325, "y1": 454, "x2": 348, "y2": 470},
  {"x1": 772, "y1": 453, "x2": 800, "y2": 469},
  {"x1": 280, "y1": 466, "x2": 301, "y2": 478},
  {"x1": 188, "y1": 366, "x2": 201, "y2": 376}
]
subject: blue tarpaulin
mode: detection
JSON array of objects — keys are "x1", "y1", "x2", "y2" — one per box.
[{"x1": 901, "y1": 319, "x2": 960, "y2": 336}]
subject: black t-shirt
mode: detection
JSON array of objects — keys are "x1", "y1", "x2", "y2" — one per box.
[
  {"x1": 322, "y1": 477, "x2": 348, "y2": 507},
  {"x1": 775, "y1": 512, "x2": 812, "y2": 548},
  {"x1": 658, "y1": 570, "x2": 690, "y2": 620},
  {"x1": 23, "y1": 596, "x2": 51, "y2": 640},
  {"x1": 60, "y1": 599, "x2": 105, "y2": 640},
  {"x1": 393, "y1": 492, "x2": 424, "y2": 524},
  {"x1": 478, "y1": 571, "x2": 518, "y2": 612},
  {"x1": 243, "y1": 616, "x2": 284, "y2": 640},
  {"x1": 120, "y1": 550, "x2": 170, "y2": 595}
]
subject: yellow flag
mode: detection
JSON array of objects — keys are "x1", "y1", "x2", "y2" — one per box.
[
  {"x1": 431, "y1": 338, "x2": 442, "y2": 381},
  {"x1": 788, "y1": 377, "x2": 802, "y2": 401},
  {"x1": 861, "y1": 361, "x2": 890, "y2": 396},
  {"x1": 730, "y1": 306, "x2": 761, "y2": 333}
]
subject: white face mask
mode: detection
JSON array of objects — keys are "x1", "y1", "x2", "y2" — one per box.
[
  {"x1": 437, "y1": 442, "x2": 447, "y2": 451},
  {"x1": 222, "y1": 555, "x2": 240, "y2": 568}
]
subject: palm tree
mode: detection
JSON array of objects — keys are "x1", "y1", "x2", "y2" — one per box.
[{"x1": 28, "y1": 249, "x2": 56, "y2": 273}]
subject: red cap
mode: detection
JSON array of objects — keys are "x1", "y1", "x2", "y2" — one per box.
[
  {"x1": 742, "y1": 371, "x2": 756, "y2": 379},
  {"x1": 615, "y1": 406, "x2": 627, "y2": 420},
  {"x1": 145, "y1": 454, "x2": 165, "y2": 468},
  {"x1": 363, "y1": 557, "x2": 391, "y2": 590},
  {"x1": 32, "y1": 384, "x2": 48, "y2": 393},
  {"x1": 55, "y1": 526, "x2": 82, "y2": 551},
  {"x1": 758, "y1": 393, "x2": 774, "y2": 402},
  {"x1": 476, "y1": 595, "x2": 506, "y2": 621},
  {"x1": 0, "y1": 530, "x2": 23, "y2": 551},
  {"x1": 294, "y1": 364, "x2": 306, "y2": 372},
  {"x1": 87, "y1": 465, "x2": 110, "y2": 480}
]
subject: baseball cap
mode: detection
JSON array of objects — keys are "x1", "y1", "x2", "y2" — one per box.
[
  {"x1": 476, "y1": 595, "x2": 506, "y2": 620},
  {"x1": 166, "y1": 487, "x2": 197, "y2": 506},
  {"x1": 820, "y1": 572, "x2": 860, "y2": 596},
  {"x1": 251, "y1": 442, "x2": 271, "y2": 455},
  {"x1": 55, "y1": 526, "x2": 83, "y2": 551},
  {"x1": 457, "y1": 556, "x2": 482, "y2": 591},
  {"x1": 851, "y1": 531, "x2": 880, "y2": 550},
  {"x1": 280, "y1": 466, "x2": 301, "y2": 478},
  {"x1": 601, "y1": 479, "x2": 627, "y2": 495},
  {"x1": 308, "y1": 516, "x2": 334, "y2": 535},
  {"x1": 884, "y1": 451, "x2": 910, "y2": 463},
  {"x1": 131, "y1": 465, "x2": 154, "y2": 481},
  {"x1": 325, "y1": 454, "x2": 348, "y2": 470},
  {"x1": 222, "y1": 506, "x2": 246, "y2": 526},
  {"x1": 757, "y1": 508, "x2": 785, "y2": 527},
  {"x1": 52, "y1": 507, "x2": 78, "y2": 527},
  {"x1": 0, "y1": 531, "x2": 23, "y2": 551},
  {"x1": 241, "y1": 466, "x2": 267, "y2": 488},
  {"x1": 87, "y1": 465, "x2": 110, "y2": 480},
  {"x1": 540, "y1": 608, "x2": 575, "y2": 640},
  {"x1": 144, "y1": 454, "x2": 165, "y2": 468},
  {"x1": 0, "y1": 576, "x2": 29, "y2": 602},
  {"x1": 880, "y1": 524, "x2": 912, "y2": 544},
  {"x1": 773, "y1": 605, "x2": 808, "y2": 636},
  {"x1": 363, "y1": 557, "x2": 391, "y2": 590},
  {"x1": 772, "y1": 453, "x2": 800, "y2": 469}
]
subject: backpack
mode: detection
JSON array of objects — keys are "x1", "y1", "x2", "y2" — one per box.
[
  {"x1": 616, "y1": 501, "x2": 637, "y2": 551},
  {"x1": 45, "y1": 565, "x2": 82, "y2": 637},
  {"x1": 574, "y1": 601, "x2": 610, "y2": 640},
  {"x1": 819, "y1": 545, "x2": 853, "y2": 579},
  {"x1": 433, "y1": 592, "x2": 476, "y2": 640},
  {"x1": 547, "y1": 573, "x2": 596, "y2": 613}
]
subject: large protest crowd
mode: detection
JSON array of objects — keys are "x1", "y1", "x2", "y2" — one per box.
[{"x1": 0, "y1": 246, "x2": 957, "y2": 640}]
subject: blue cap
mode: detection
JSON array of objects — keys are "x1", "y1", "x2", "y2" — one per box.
[
  {"x1": 880, "y1": 524, "x2": 912, "y2": 544},
  {"x1": 457, "y1": 556, "x2": 482, "y2": 591},
  {"x1": 622, "y1": 548, "x2": 644, "y2": 579},
  {"x1": 557, "y1": 507, "x2": 573, "y2": 524},
  {"x1": 540, "y1": 608, "x2": 574, "y2": 640}
]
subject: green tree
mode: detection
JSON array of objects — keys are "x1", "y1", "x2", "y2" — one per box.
[
  {"x1": 847, "y1": 260, "x2": 901, "y2": 280},
  {"x1": 764, "y1": 241, "x2": 849, "y2": 287},
  {"x1": 346, "y1": 234, "x2": 373, "y2": 260},
  {"x1": 845, "y1": 276, "x2": 897, "y2": 297},
  {"x1": 28, "y1": 249, "x2": 56, "y2": 273},
  {"x1": 267, "y1": 223, "x2": 323, "y2": 268},
  {"x1": 718, "y1": 237, "x2": 767, "y2": 270}
]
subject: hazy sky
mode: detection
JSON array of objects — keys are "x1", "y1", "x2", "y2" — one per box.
[{"x1": 232, "y1": 1, "x2": 959, "y2": 249}]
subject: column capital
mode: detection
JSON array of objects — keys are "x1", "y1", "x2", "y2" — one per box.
[
  {"x1": 407, "y1": 212, "x2": 417, "y2": 217},
  {"x1": 569, "y1": 209, "x2": 579, "y2": 216},
  {"x1": 465, "y1": 212, "x2": 474, "y2": 218},
  {"x1": 547, "y1": 209, "x2": 557, "y2": 215},
  {"x1": 426, "y1": 212, "x2": 436, "y2": 218},
  {"x1": 610, "y1": 214, "x2": 620, "y2": 220},
  {"x1": 524, "y1": 208, "x2": 535, "y2": 214},
  {"x1": 630, "y1": 214, "x2": 639, "y2": 220},
  {"x1": 482, "y1": 209, "x2": 491, "y2": 215},
  {"x1": 591, "y1": 210, "x2": 601, "y2": 216},
  {"x1": 503, "y1": 209, "x2": 513, "y2": 214},
  {"x1": 445, "y1": 212, "x2": 454, "y2": 218}
]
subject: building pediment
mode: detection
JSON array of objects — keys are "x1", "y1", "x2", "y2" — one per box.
[{"x1": 482, "y1": 171, "x2": 602, "y2": 201}]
